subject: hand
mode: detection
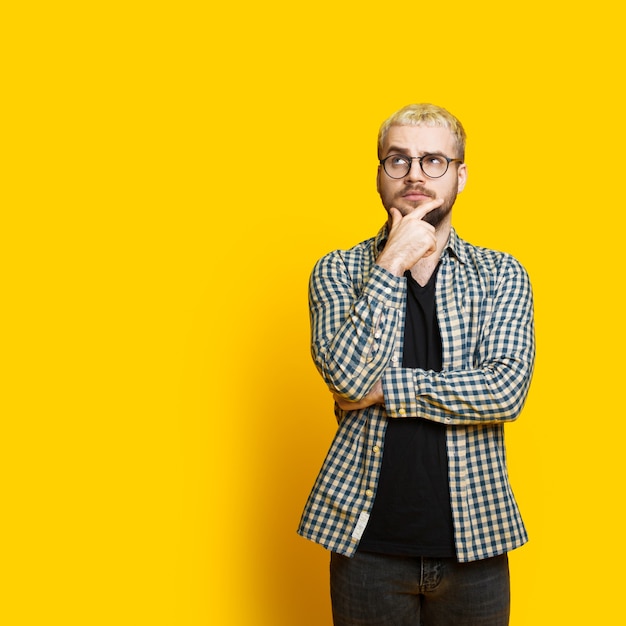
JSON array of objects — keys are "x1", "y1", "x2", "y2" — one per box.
[
  {"x1": 375, "y1": 201, "x2": 442, "y2": 276},
  {"x1": 333, "y1": 380, "x2": 384, "y2": 411}
]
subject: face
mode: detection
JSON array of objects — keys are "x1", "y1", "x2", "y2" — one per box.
[{"x1": 377, "y1": 124, "x2": 467, "y2": 228}]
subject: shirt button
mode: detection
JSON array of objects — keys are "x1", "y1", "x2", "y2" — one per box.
[
  {"x1": 444, "y1": 417, "x2": 452, "y2": 423},
  {"x1": 374, "y1": 332, "x2": 381, "y2": 339},
  {"x1": 384, "y1": 287, "x2": 392, "y2": 294},
  {"x1": 398, "y1": 409, "x2": 406, "y2": 415},
  {"x1": 365, "y1": 489, "x2": 374, "y2": 498},
  {"x1": 373, "y1": 445, "x2": 381, "y2": 454}
]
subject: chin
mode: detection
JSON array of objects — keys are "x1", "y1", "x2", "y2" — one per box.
[{"x1": 423, "y1": 205, "x2": 452, "y2": 228}]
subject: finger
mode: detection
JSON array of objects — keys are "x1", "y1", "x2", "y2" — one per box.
[
  {"x1": 409, "y1": 198, "x2": 444, "y2": 222},
  {"x1": 333, "y1": 393, "x2": 362, "y2": 411},
  {"x1": 332, "y1": 392, "x2": 346, "y2": 406},
  {"x1": 421, "y1": 232, "x2": 438, "y2": 257},
  {"x1": 388, "y1": 207, "x2": 402, "y2": 228}
]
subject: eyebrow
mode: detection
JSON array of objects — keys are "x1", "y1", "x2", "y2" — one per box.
[{"x1": 384, "y1": 146, "x2": 449, "y2": 157}]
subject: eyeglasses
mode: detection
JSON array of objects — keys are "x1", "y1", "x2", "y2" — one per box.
[{"x1": 379, "y1": 153, "x2": 463, "y2": 179}]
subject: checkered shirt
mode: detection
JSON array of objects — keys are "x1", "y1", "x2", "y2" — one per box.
[{"x1": 297, "y1": 225, "x2": 535, "y2": 562}]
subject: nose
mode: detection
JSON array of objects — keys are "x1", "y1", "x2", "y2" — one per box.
[{"x1": 405, "y1": 158, "x2": 426, "y2": 183}]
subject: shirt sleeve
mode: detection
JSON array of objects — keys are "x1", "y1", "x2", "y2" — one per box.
[
  {"x1": 309, "y1": 250, "x2": 406, "y2": 401},
  {"x1": 382, "y1": 255, "x2": 535, "y2": 425}
]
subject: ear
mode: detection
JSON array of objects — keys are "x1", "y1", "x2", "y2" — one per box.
[
  {"x1": 376, "y1": 166, "x2": 382, "y2": 195},
  {"x1": 457, "y1": 163, "x2": 468, "y2": 193}
]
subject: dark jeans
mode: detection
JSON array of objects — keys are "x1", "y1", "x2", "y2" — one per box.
[{"x1": 330, "y1": 551, "x2": 510, "y2": 626}]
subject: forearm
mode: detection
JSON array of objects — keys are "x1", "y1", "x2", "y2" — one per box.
[
  {"x1": 381, "y1": 355, "x2": 534, "y2": 425},
  {"x1": 382, "y1": 258, "x2": 536, "y2": 425},
  {"x1": 310, "y1": 255, "x2": 405, "y2": 401}
]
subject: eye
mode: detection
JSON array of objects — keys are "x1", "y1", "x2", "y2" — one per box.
[
  {"x1": 390, "y1": 155, "x2": 409, "y2": 166},
  {"x1": 424, "y1": 154, "x2": 444, "y2": 165}
]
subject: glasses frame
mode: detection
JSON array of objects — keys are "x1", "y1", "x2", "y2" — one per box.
[{"x1": 379, "y1": 153, "x2": 464, "y2": 179}]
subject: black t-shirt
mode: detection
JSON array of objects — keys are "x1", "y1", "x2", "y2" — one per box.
[{"x1": 358, "y1": 266, "x2": 455, "y2": 557}]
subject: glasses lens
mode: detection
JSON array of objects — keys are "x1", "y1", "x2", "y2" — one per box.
[
  {"x1": 383, "y1": 155, "x2": 411, "y2": 179},
  {"x1": 421, "y1": 155, "x2": 448, "y2": 178}
]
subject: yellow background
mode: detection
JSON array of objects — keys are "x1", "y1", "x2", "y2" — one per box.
[{"x1": 2, "y1": 1, "x2": 624, "y2": 624}]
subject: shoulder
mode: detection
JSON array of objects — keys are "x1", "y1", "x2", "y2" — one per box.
[
  {"x1": 453, "y1": 232, "x2": 530, "y2": 281},
  {"x1": 312, "y1": 231, "x2": 381, "y2": 277}
]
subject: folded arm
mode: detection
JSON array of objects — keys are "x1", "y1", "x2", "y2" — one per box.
[
  {"x1": 383, "y1": 255, "x2": 535, "y2": 425},
  {"x1": 311, "y1": 248, "x2": 535, "y2": 426}
]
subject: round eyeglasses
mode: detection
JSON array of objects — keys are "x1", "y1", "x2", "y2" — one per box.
[{"x1": 379, "y1": 153, "x2": 463, "y2": 179}]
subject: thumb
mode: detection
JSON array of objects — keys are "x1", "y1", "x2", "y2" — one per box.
[{"x1": 388, "y1": 207, "x2": 402, "y2": 229}]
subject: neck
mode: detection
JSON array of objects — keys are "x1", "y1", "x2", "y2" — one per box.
[{"x1": 424, "y1": 217, "x2": 452, "y2": 262}]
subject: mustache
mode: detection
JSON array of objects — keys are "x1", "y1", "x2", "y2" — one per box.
[{"x1": 398, "y1": 186, "x2": 435, "y2": 198}]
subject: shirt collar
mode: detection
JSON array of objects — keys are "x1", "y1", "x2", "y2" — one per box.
[{"x1": 444, "y1": 228, "x2": 467, "y2": 264}]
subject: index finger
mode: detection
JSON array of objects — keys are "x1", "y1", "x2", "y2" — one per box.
[{"x1": 409, "y1": 198, "x2": 444, "y2": 221}]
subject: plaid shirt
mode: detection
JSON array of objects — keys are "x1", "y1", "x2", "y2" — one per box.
[{"x1": 297, "y1": 225, "x2": 535, "y2": 562}]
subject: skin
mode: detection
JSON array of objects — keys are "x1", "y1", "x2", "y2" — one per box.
[{"x1": 333, "y1": 124, "x2": 467, "y2": 410}]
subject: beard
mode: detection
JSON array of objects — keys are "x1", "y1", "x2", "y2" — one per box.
[
  {"x1": 422, "y1": 200, "x2": 453, "y2": 227},
  {"x1": 387, "y1": 185, "x2": 457, "y2": 228}
]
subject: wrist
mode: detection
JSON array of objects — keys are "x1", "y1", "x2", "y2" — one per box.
[{"x1": 375, "y1": 254, "x2": 406, "y2": 277}]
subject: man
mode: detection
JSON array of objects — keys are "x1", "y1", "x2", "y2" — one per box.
[{"x1": 297, "y1": 103, "x2": 535, "y2": 625}]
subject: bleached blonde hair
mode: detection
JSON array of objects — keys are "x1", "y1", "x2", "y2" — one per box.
[{"x1": 377, "y1": 103, "x2": 466, "y2": 161}]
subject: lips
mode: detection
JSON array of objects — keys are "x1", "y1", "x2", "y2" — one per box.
[
  {"x1": 402, "y1": 191, "x2": 433, "y2": 201},
  {"x1": 401, "y1": 187, "x2": 434, "y2": 201}
]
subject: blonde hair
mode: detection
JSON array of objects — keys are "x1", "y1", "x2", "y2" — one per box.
[{"x1": 377, "y1": 103, "x2": 466, "y2": 160}]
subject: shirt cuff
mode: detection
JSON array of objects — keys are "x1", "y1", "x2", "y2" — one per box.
[{"x1": 361, "y1": 264, "x2": 405, "y2": 310}]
